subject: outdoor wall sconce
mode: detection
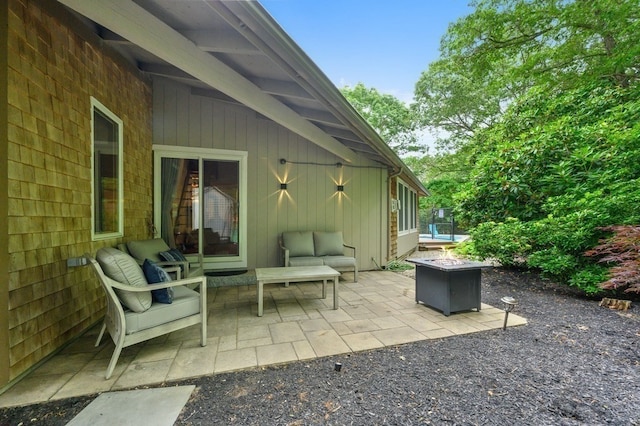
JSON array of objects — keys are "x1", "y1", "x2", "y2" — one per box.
[
  {"x1": 336, "y1": 185, "x2": 344, "y2": 192},
  {"x1": 280, "y1": 182, "x2": 288, "y2": 190},
  {"x1": 67, "y1": 256, "x2": 88, "y2": 268},
  {"x1": 501, "y1": 296, "x2": 518, "y2": 330}
]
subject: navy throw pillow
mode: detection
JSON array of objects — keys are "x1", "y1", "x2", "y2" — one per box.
[
  {"x1": 158, "y1": 248, "x2": 187, "y2": 273},
  {"x1": 158, "y1": 248, "x2": 187, "y2": 262},
  {"x1": 142, "y1": 259, "x2": 173, "y2": 304}
]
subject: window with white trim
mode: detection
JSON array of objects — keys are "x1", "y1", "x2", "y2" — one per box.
[
  {"x1": 397, "y1": 180, "x2": 417, "y2": 233},
  {"x1": 91, "y1": 98, "x2": 123, "y2": 240}
]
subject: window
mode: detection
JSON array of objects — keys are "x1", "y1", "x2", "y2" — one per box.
[
  {"x1": 91, "y1": 98, "x2": 123, "y2": 240},
  {"x1": 153, "y1": 146, "x2": 248, "y2": 270},
  {"x1": 397, "y1": 180, "x2": 417, "y2": 234}
]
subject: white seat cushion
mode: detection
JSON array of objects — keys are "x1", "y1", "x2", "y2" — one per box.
[
  {"x1": 321, "y1": 256, "x2": 356, "y2": 269},
  {"x1": 124, "y1": 286, "x2": 200, "y2": 334},
  {"x1": 288, "y1": 256, "x2": 324, "y2": 267}
]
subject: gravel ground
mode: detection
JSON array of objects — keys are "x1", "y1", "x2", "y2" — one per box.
[{"x1": 1, "y1": 264, "x2": 639, "y2": 425}]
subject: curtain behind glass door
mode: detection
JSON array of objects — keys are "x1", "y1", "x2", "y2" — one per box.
[{"x1": 160, "y1": 158, "x2": 199, "y2": 254}]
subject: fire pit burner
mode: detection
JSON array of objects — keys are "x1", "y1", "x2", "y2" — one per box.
[
  {"x1": 407, "y1": 258, "x2": 491, "y2": 316},
  {"x1": 429, "y1": 258, "x2": 465, "y2": 266}
]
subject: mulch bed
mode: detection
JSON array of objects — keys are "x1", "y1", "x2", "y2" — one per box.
[{"x1": 2, "y1": 267, "x2": 639, "y2": 425}]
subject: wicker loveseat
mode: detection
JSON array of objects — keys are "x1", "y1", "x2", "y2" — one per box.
[{"x1": 279, "y1": 231, "x2": 357, "y2": 282}]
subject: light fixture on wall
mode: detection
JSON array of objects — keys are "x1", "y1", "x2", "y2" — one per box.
[
  {"x1": 336, "y1": 185, "x2": 344, "y2": 192},
  {"x1": 67, "y1": 256, "x2": 88, "y2": 268},
  {"x1": 280, "y1": 182, "x2": 288, "y2": 190}
]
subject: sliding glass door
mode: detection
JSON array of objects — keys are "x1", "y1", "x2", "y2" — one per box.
[{"x1": 153, "y1": 146, "x2": 247, "y2": 270}]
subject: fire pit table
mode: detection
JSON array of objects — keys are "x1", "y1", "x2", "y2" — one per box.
[{"x1": 407, "y1": 258, "x2": 491, "y2": 316}]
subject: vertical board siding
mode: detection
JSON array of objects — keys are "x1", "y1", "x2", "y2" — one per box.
[{"x1": 153, "y1": 78, "x2": 387, "y2": 271}]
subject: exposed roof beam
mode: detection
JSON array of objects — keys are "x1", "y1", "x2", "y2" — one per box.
[
  {"x1": 139, "y1": 63, "x2": 195, "y2": 80},
  {"x1": 57, "y1": 0, "x2": 355, "y2": 162},
  {"x1": 315, "y1": 125, "x2": 363, "y2": 143},
  {"x1": 181, "y1": 29, "x2": 260, "y2": 54},
  {"x1": 338, "y1": 139, "x2": 378, "y2": 154},
  {"x1": 99, "y1": 28, "x2": 129, "y2": 44},
  {"x1": 190, "y1": 87, "x2": 241, "y2": 104},
  {"x1": 101, "y1": 27, "x2": 260, "y2": 56},
  {"x1": 250, "y1": 78, "x2": 314, "y2": 100},
  {"x1": 293, "y1": 106, "x2": 345, "y2": 127}
]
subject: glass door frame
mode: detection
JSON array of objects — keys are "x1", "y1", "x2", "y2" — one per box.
[{"x1": 153, "y1": 145, "x2": 248, "y2": 270}]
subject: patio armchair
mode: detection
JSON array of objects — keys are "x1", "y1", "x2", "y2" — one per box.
[
  {"x1": 88, "y1": 247, "x2": 207, "y2": 379},
  {"x1": 120, "y1": 238, "x2": 204, "y2": 279}
]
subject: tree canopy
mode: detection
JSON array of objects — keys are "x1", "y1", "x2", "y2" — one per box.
[
  {"x1": 414, "y1": 0, "x2": 640, "y2": 151},
  {"x1": 338, "y1": 0, "x2": 640, "y2": 294},
  {"x1": 413, "y1": 0, "x2": 640, "y2": 294},
  {"x1": 340, "y1": 83, "x2": 421, "y2": 154}
]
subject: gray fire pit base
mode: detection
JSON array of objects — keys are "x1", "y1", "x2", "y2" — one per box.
[{"x1": 411, "y1": 260, "x2": 486, "y2": 316}]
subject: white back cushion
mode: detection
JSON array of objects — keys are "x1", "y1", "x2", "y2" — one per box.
[{"x1": 96, "y1": 247, "x2": 152, "y2": 312}]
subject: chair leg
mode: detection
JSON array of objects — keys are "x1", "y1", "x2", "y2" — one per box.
[
  {"x1": 105, "y1": 338, "x2": 125, "y2": 380},
  {"x1": 354, "y1": 267, "x2": 358, "y2": 283},
  {"x1": 95, "y1": 323, "x2": 107, "y2": 347},
  {"x1": 200, "y1": 315, "x2": 207, "y2": 347}
]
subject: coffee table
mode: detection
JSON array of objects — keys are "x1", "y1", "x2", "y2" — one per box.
[{"x1": 255, "y1": 266, "x2": 340, "y2": 316}]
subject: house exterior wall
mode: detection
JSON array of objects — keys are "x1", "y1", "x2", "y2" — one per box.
[
  {"x1": 153, "y1": 78, "x2": 389, "y2": 271},
  {"x1": 397, "y1": 231, "x2": 419, "y2": 259},
  {"x1": 389, "y1": 176, "x2": 420, "y2": 260},
  {"x1": 2, "y1": 0, "x2": 152, "y2": 387},
  {"x1": 389, "y1": 176, "x2": 399, "y2": 260},
  {"x1": 1, "y1": 0, "x2": 10, "y2": 388}
]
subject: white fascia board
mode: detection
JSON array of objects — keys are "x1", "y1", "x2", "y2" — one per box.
[{"x1": 57, "y1": 0, "x2": 355, "y2": 162}]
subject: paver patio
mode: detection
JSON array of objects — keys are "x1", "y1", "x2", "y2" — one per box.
[{"x1": 0, "y1": 270, "x2": 527, "y2": 408}]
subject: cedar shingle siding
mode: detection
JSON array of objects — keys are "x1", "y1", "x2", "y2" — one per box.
[{"x1": 3, "y1": 0, "x2": 152, "y2": 383}]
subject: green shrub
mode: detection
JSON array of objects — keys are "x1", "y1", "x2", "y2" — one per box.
[
  {"x1": 386, "y1": 259, "x2": 414, "y2": 271},
  {"x1": 527, "y1": 247, "x2": 577, "y2": 280},
  {"x1": 568, "y1": 264, "x2": 610, "y2": 296},
  {"x1": 453, "y1": 84, "x2": 640, "y2": 295},
  {"x1": 467, "y1": 218, "x2": 531, "y2": 267}
]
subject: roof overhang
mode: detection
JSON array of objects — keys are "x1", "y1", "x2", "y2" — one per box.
[{"x1": 57, "y1": 0, "x2": 427, "y2": 194}]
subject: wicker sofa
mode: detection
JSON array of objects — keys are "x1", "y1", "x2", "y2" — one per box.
[{"x1": 279, "y1": 231, "x2": 357, "y2": 282}]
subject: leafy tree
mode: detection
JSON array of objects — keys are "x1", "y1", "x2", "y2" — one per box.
[
  {"x1": 414, "y1": 0, "x2": 640, "y2": 151},
  {"x1": 455, "y1": 83, "x2": 640, "y2": 295},
  {"x1": 411, "y1": 0, "x2": 640, "y2": 295},
  {"x1": 340, "y1": 83, "x2": 421, "y2": 154},
  {"x1": 413, "y1": 53, "x2": 507, "y2": 151}
]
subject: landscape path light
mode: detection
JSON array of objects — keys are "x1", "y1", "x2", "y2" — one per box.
[{"x1": 501, "y1": 296, "x2": 518, "y2": 331}]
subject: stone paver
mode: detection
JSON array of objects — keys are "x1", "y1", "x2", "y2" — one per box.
[
  {"x1": 0, "y1": 270, "x2": 527, "y2": 408},
  {"x1": 214, "y1": 347, "x2": 257, "y2": 372},
  {"x1": 305, "y1": 329, "x2": 352, "y2": 357},
  {"x1": 342, "y1": 332, "x2": 385, "y2": 352},
  {"x1": 257, "y1": 343, "x2": 298, "y2": 366}
]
